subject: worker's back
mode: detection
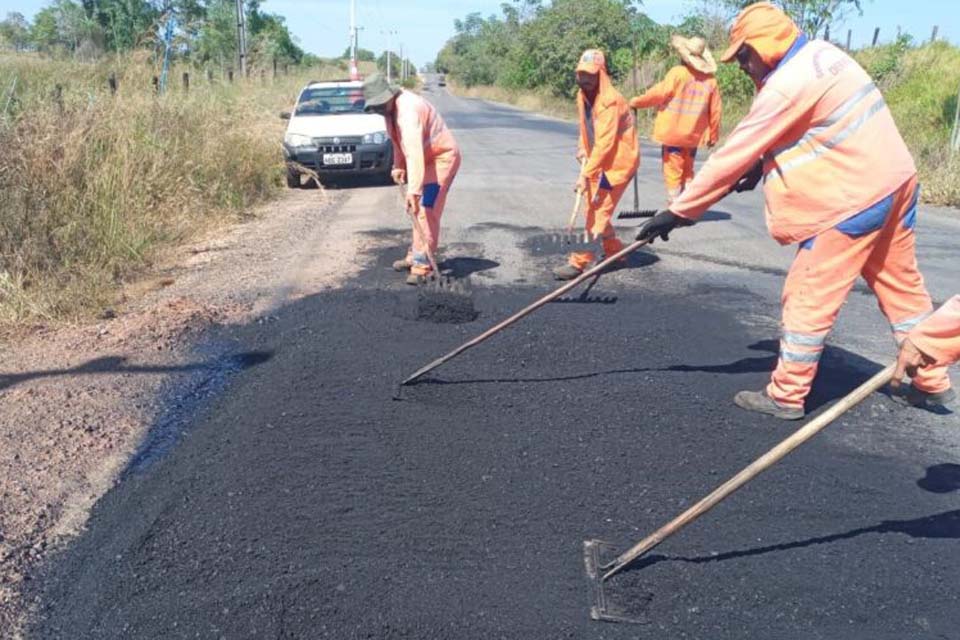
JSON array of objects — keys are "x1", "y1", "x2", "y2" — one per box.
[{"x1": 646, "y1": 65, "x2": 720, "y2": 148}]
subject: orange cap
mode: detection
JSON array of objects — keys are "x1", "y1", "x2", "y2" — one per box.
[
  {"x1": 576, "y1": 49, "x2": 607, "y2": 74},
  {"x1": 720, "y1": 2, "x2": 800, "y2": 67}
]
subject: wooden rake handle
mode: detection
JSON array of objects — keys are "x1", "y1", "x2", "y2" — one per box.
[
  {"x1": 401, "y1": 236, "x2": 653, "y2": 386},
  {"x1": 567, "y1": 157, "x2": 588, "y2": 233},
  {"x1": 601, "y1": 362, "x2": 898, "y2": 582}
]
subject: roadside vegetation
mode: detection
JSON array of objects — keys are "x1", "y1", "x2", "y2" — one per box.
[
  {"x1": 0, "y1": 0, "x2": 406, "y2": 326},
  {"x1": 438, "y1": 0, "x2": 960, "y2": 208}
]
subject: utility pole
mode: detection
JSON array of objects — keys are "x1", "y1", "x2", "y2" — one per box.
[
  {"x1": 381, "y1": 29, "x2": 397, "y2": 83},
  {"x1": 235, "y1": 0, "x2": 247, "y2": 77},
  {"x1": 349, "y1": 0, "x2": 359, "y2": 79},
  {"x1": 399, "y1": 43, "x2": 404, "y2": 81}
]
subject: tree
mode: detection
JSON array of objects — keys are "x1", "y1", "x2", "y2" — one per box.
[
  {"x1": 0, "y1": 12, "x2": 31, "y2": 51},
  {"x1": 716, "y1": 0, "x2": 867, "y2": 38},
  {"x1": 341, "y1": 46, "x2": 375, "y2": 62}
]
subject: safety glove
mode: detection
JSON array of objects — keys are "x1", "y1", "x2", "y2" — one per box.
[
  {"x1": 635, "y1": 210, "x2": 692, "y2": 243},
  {"x1": 733, "y1": 160, "x2": 763, "y2": 193}
]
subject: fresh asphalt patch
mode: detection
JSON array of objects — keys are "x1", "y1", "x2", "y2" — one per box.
[{"x1": 27, "y1": 250, "x2": 960, "y2": 639}]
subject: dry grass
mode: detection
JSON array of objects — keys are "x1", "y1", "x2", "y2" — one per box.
[{"x1": 0, "y1": 52, "x2": 354, "y2": 326}]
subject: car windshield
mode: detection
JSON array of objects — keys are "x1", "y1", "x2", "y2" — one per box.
[{"x1": 295, "y1": 87, "x2": 365, "y2": 115}]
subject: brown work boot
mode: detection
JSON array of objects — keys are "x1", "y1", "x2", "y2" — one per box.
[
  {"x1": 734, "y1": 389, "x2": 804, "y2": 421},
  {"x1": 553, "y1": 264, "x2": 583, "y2": 281},
  {"x1": 393, "y1": 258, "x2": 412, "y2": 272}
]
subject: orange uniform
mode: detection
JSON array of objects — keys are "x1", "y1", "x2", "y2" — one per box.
[
  {"x1": 387, "y1": 90, "x2": 461, "y2": 277},
  {"x1": 571, "y1": 50, "x2": 640, "y2": 270},
  {"x1": 630, "y1": 65, "x2": 721, "y2": 201},
  {"x1": 910, "y1": 296, "x2": 960, "y2": 367},
  {"x1": 668, "y1": 3, "x2": 950, "y2": 410}
]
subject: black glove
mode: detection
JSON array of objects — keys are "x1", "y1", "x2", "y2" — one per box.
[
  {"x1": 732, "y1": 160, "x2": 763, "y2": 193},
  {"x1": 635, "y1": 210, "x2": 691, "y2": 243}
]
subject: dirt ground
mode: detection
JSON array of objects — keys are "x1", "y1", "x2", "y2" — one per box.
[{"x1": 0, "y1": 184, "x2": 385, "y2": 636}]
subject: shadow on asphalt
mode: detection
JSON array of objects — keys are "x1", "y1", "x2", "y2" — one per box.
[
  {"x1": 623, "y1": 509, "x2": 960, "y2": 573},
  {"x1": 439, "y1": 256, "x2": 499, "y2": 279},
  {"x1": 0, "y1": 351, "x2": 274, "y2": 393},
  {"x1": 918, "y1": 463, "x2": 960, "y2": 493},
  {"x1": 415, "y1": 339, "x2": 888, "y2": 414}
]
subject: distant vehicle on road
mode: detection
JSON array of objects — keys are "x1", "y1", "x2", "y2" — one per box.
[
  {"x1": 280, "y1": 79, "x2": 392, "y2": 187},
  {"x1": 437, "y1": 74, "x2": 446, "y2": 87}
]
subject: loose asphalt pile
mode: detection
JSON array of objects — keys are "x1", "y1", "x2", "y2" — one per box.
[{"x1": 27, "y1": 257, "x2": 960, "y2": 639}]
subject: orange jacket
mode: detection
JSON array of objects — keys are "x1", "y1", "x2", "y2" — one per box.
[
  {"x1": 670, "y1": 36, "x2": 916, "y2": 245},
  {"x1": 577, "y1": 67, "x2": 639, "y2": 187},
  {"x1": 630, "y1": 65, "x2": 721, "y2": 148},
  {"x1": 387, "y1": 90, "x2": 460, "y2": 196},
  {"x1": 910, "y1": 296, "x2": 960, "y2": 366}
]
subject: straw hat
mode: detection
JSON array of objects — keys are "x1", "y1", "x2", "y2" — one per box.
[{"x1": 671, "y1": 35, "x2": 717, "y2": 75}]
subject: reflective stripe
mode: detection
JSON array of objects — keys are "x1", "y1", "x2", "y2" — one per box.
[
  {"x1": 891, "y1": 311, "x2": 932, "y2": 334},
  {"x1": 769, "y1": 82, "x2": 877, "y2": 159},
  {"x1": 781, "y1": 349, "x2": 822, "y2": 363},
  {"x1": 783, "y1": 331, "x2": 826, "y2": 347},
  {"x1": 767, "y1": 96, "x2": 887, "y2": 181}
]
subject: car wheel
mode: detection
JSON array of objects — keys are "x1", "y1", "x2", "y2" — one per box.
[{"x1": 286, "y1": 166, "x2": 301, "y2": 188}]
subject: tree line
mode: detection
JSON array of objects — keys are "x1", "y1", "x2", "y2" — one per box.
[
  {"x1": 435, "y1": 0, "x2": 865, "y2": 97},
  {"x1": 0, "y1": 0, "x2": 308, "y2": 69}
]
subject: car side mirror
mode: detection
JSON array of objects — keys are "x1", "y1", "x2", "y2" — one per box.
[{"x1": 279, "y1": 111, "x2": 291, "y2": 120}]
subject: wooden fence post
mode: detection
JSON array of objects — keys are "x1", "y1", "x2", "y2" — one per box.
[
  {"x1": 260, "y1": 69, "x2": 266, "y2": 83},
  {"x1": 951, "y1": 82, "x2": 960, "y2": 154},
  {"x1": 182, "y1": 72, "x2": 189, "y2": 92},
  {"x1": 273, "y1": 58, "x2": 278, "y2": 78},
  {"x1": 824, "y1": 25, "x2": 830, "y2": 42},
  {"x1": 846, "y1": 29, "x2": 852, "y2": 51},
  {"x1": 931, "y1": 25, "x2": 939, "y2": 43},
  {"x1": 283, "y1": 64, "x2": 289, "y2": 76},
  {"x1": 872, "y1": 27, "x2": 880, "y2": 46},
  {"x1": 53, "y1": 84, "x2": 63, "y2": 112},
  {"x1": 152, "y1": 76, "x2": 159, "y2": 94},
  {"x1": 108, "y1": 73, "x2": 117, "y2": 95},
  {"x1": 227, "y1": 69, "x2": 234, "y2": 83},
  {"x1": 207, "y1": 69, "x2": 214, "y2": 83}
]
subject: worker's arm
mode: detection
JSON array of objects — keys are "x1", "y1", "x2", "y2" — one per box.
[
  {"x1": 707, "y1": 81, "x2": 722, "y2": 146},
  {"x1": 581, "y1": 100, "x2": 619, "y2": 181},
  {"x1": 629, "y1": 69, "x2": 678, "y2": 109},
  {"x1": 906, "y1": 296, "x2": 960, "y2": 367},
  {"x1": 390, "y1": 135, "x2": 406, "y2": 173},
  {"x1": 396, "y1": 107, "x2": 425, "y2": 196},
  {"x1": 669, "y1": 87, "x2": 798, "y2": 222}
]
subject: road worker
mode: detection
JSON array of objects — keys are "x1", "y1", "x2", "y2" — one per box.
[
  {"x1": 635, "y1": 2, "x2": 953, "y2": 419},
  {"x1": 894, "y1": 296, "x2": 960, "y2": 405},
  {"x1": 363, "y1": 73, "x2": 462, "y2": 285},
  {"x1": 554, "y1": 49, "x2": 640, "y2": 281},
  {"x1": 629, "y1": 35, "x2": 722, "y2": 204}
]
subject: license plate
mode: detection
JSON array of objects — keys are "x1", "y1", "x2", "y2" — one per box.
[{"x1": 323, "y1": 153, "x2": 353, "y2": 166}]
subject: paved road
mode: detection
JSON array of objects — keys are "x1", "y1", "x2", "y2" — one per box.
[{"x1": 28, "y1": 79, "x2": 960, "y2": 639}]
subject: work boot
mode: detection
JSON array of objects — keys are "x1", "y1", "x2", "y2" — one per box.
[
  {"x1": 553, "y1": 264, "x2": 583, "y2": 281},
  {"x1": 892, "y1": 384, "x2": 956, "y2": 409},
  {"x1": 393, "y1": 258, "x2": 412, "y2": 272},
  {"x1": 734, "y1": 389, "x2": 804, "y2": 421},
  {"x1": 405, "y1": 272, "x2": 423, "y2": 286}
]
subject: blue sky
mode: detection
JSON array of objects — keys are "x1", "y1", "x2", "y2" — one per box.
[{"x1": 2, "y1": 0, "x2": 957, "y2": 65}]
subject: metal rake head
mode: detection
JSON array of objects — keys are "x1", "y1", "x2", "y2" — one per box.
[
  {"x1": 617, "y1": 209, "x2": 658, "y2": 220},
  {"x1": 583, "y1": 540, "x2": 649, "y2": 624}
]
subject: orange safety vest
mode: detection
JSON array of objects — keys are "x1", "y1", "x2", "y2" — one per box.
[
  {"x1": 631, "y1": 65, "x2": 721, "y2": 148},
  {"x1": 760, "y1": 39, "x2": 916, "y2": 244},
  {"x1": 577, "y1": 66, "x2": 640, "y2": 187}
]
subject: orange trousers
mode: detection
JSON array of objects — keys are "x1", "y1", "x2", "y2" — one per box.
[
  {"x1": 768, "y1": 175, "x2": 950, "y2": 408},
  {"x1": 568, "y1": 178, "x2": 627, "y2": 270},
  {"x1": 662, "y1": 146, "x2": 697, "y2": 203},
  {"x1": 409, "y1": 151, "x2": 462, "y2": 276}
]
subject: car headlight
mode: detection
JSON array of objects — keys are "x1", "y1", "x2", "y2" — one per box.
[
  {"x1": 284, "y1": 133, "x2": 314, "y2": 148},
  {"x1": 362, "y1": 131, "x2": 387, "y2": 145}
]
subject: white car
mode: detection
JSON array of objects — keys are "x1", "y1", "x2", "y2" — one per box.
[{"x1": 281, "y1": 79, "x2": 393, "y2": 186}]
